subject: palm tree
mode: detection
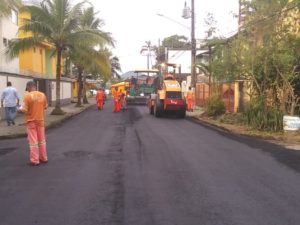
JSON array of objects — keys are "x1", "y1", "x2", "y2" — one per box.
[
  {"x1": 0, "y1": 0, "x2": 22, "y2": 18},
  {"x1": 70, "y1": 7, "x2": 113, "y2": 106},
  {"x1": 110, "y1": 55, "x2": 122, "y2": 79},
  {"x1": 71, "y1": 47, "x2": 111, "y2": 107},
  {"x1": 82, "y1": 49, "x2": 111, "y2": 104},
  {"x1": 7, "y1": 0, "x2": 110, "y2": 115}
]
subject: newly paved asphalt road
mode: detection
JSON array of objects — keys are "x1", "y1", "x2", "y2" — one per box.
[{"x1": 1, "y1": 100, "x2": 300, "y2": 225}]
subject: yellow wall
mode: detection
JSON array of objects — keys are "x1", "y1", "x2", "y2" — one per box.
[
  {"x1": 18, "y1": 11, "x2": 62, "y2": 78},
  {"x1": 52, "y1": 56, "x2": 56, "y2": 76},
  {"x1": 71, "y1": 81, "x2": 78, "y2": 98},
  {"x1": 18, "y1": 11, "x2": 31, "y2": 38},
  {"x1": 19, "y1": 45, "x2": 47, "y2": 76},
  {"x1": 19, "y1": 49, "x2": 33, "y2": 72}
]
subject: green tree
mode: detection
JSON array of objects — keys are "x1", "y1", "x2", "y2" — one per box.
[
  {"x1": 71, "y1": 7, "x2": 113, "y2": 105},
  {"x1": 154, "y1": 34, "x2": 189, "y2": 67},
  {"x1": 110, "y1": 55, "x2": 122, "y2": 78},
  {"x1": 210, "y1": 0, "x2": 300, "y2": 130},
  {"x1": 7, "y1": 0, "x2": 110, "y2": 115}
]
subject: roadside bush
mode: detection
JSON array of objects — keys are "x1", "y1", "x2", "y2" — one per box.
[
  {"x1": 204, "y1": 94, "x2": 226, "y2": 117},
  {"x1": 244, "y1": 97, "x2": 283, "y2": 131}
]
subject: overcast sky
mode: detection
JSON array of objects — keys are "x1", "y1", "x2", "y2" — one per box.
[{"x1": 89, "y1": 0, "x2": 239, "y2": 73}]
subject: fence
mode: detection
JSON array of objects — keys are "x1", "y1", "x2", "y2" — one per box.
[{"x1": 195, "y1": 82, "x2": 235, "y2": 113}]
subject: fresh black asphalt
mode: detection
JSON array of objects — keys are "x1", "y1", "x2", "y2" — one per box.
[{"x1": 1, "y1": 100, "x2": 300, "y2": 225}]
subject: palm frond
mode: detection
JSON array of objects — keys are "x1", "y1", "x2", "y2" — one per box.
[
  {"x1": 19, "y1": 20, "x2": 53, "y2": 39},
  {"x1": 68, "y1": 30, "x2": 114, "y2": 48},
  {"x1": 6, "y1": 36, "x2": 44, "y2": 58}
]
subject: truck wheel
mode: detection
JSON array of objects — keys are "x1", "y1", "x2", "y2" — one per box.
[
  {"x1": 178, "y1": 109, "x2": 186, "y2": 118},
  {"x1": 154, "y1": 100, "x2": 163, "y2": 117}
]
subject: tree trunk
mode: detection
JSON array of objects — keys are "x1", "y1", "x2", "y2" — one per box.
[
  {"x1": 51, "y1": 47, "x2": 65, "y2": 115},
  {"x1": 76, "y1": 66, "x2": 83, "y2": 107},
  {"x1": 291, "y1": 100, "x2": 295, "y2": 116},
  {"x1": 83, "y1": 71, "x2": 89, "y2": 104}
]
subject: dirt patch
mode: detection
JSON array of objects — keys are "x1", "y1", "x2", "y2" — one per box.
[{"x1": 195, "y1": 113, "x2": 300, "y2": 145}]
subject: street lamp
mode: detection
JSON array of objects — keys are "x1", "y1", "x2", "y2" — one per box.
[{"x1": 182, "y1": 0, "x2": 196, "y2": 88}]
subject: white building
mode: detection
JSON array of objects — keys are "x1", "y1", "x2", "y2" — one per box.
[{"x1": 0, "y1": 9, "x2": 19, "y2": 74}]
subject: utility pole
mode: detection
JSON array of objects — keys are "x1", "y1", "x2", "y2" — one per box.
[
  {"x1": 191, "y1": 0, "x2": 196, "y2": 88},
  {"x1": 183, "y1": 1, "x2": 196, "y2": 88}
]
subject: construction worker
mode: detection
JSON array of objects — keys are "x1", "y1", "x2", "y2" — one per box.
[
  {"x1": 186, "y1": 86, "x2": 194, "y2": 112},
  {"x1": 113, "y1": 87, "x2": 120, "y2": 112},
  {"x1": 18, "y1": 81, "x2": 48, "y2": 166},
  {"x1": 120, "y1": 91, "x2": 127, "y2": 111},
  {"x1": 117, "y1": 89, "x2": 123, "y2": 111},
  {"x1": 96, "y1": 88, "x2": 105, "y2": 110}
]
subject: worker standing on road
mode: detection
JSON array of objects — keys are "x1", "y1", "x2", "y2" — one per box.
[
  {"x1": 120, "y1": 91, "x2": 127, "y2": 111},
  {"x1": 186, "y1": 86, "x2": 194, "y2": 112},
  {"x1": 117, "y1": 89, "x2": 123, "y2": 111},
  {"x1": 18, "y1": 81, "x2": 48, "y2": 166},
  {"x1": 113, "y1": 87, "x2": 120, "y2": 113},
  {"x1": 96, "y1": 88, "x2": 105, "y2": 110}
]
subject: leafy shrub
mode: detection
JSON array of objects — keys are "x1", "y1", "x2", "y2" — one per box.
[
  {"x1": 244, "y1": 97, "x2": 283, "y2": 131},
  {"x1": 204, "y1": 94, "x2": 226, "y2": 117}
]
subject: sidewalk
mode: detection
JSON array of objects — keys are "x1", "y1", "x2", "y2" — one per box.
[
  {"x1": 186, "y1": 105, "x2": 204, "y2": 117},
  {"x1": 0, "y1": 98, "x2": 96, "y2": 139}
]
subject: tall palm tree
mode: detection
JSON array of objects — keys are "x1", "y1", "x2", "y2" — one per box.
[
  {"x1": 110, "y1": 55, "x2": 122, "y2": 78},
  {"x1": 7, "y1": 0, "x2": 110, "y2": 115},
  {"x1": 70, "y1": 7, "x2": 113, "y2": 106},
  {"x1": 71, "y1": 47, "x2": 111, "y2": 107},
  {"x1": 0, "y1": 0, "x2": 22, "y2": 18},
  {"x1": 82, "y1": 49, "x2": 111, "y2": 104}
]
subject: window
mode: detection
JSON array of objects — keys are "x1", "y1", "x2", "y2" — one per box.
[
  {"x1": 166, "y1": 91, "x2": 182, "y2": 99},
  {"x1": 3, "y1": 38, "x2": 8, "y2": 47},
  {"x1": 11, "y1": 9, "x2": 18, "y2": 25}
]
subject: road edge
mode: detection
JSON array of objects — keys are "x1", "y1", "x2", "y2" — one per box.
[{"x1": 0, "y1": 103, "x2": 96, "y2": 140}]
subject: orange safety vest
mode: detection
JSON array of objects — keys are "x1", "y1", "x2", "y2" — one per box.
[
  {"x1": 186, "y1": 91, "x2": 194, "y2": 100},
  {"x1": 22, "y1": 91, "x2": 48, "y2": 122},
  {"x1": 113, "y1": 91, "x2": 119, "y2": 101},
  {"x1": 96, "y1": 90, "x2": 104, "y2": 101}
]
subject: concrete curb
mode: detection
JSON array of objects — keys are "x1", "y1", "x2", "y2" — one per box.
[
  {"x1": 186, "y1": 115, "x2": 285, "y2": 144},
  {"x1": 0, "y1": 103, "x2": 96, "y2": 140},
  {"x1": 186, "y1": 115, "x2": 233, "y2": 134}
]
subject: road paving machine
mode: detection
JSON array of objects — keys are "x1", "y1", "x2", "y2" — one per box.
[{"x1": 147, "y1": 64, "x2": 186, "y2": 118}]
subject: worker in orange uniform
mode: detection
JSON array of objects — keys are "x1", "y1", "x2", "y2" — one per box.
[
  {"x1": 96, "y1": 88, "x2": 105, "y2": 110},
  {"x1": 18, "y1": 81, "x2": 48, "y2": 166},
  {"x1": 186, "y1": 86, "x2": 194, "y2": 112},
  {"x1": 113, "y1": 87, "x2": 120, "y2": 112},
  {"x1": 120, "y1": 91, "x2": 127, "y2": 111},
  {"x1": 117, "y1": 89, "x2": 123, "y2": 111}
]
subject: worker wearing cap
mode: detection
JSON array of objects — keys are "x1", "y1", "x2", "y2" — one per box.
[
  {"x1": 186, "y1": 86, "x2": 194, "y2": 112},
  {"x1": 18, "y1": 81, "x2": 48, "y2": 166},
  {"x1": 96, "y1": 88, "x2": 105, "y2": 110}
]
